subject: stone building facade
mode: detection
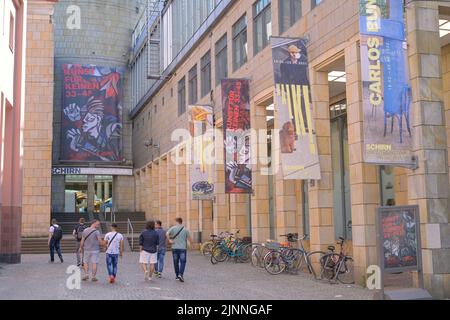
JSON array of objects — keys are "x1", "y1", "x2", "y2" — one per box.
[
  {"x1": 50, "y1": 0, "x2": 145, "y2": 217},
  {"x1": 130, "y1": 0, "x2": 450, "y2": 298},
  {"x1": 0, "y1": 0, "x2": 27, "y2": 263}
]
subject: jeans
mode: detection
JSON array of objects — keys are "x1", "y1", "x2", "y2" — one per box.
[
  {"x1": 156, "y1": 249, "x2": 166, "y2": 273},
  {"x1": 172, "y1": 249, "x2": 187, "y2": 277},
  {"x1": 76, "y1": 241, "x2": 82, "y2": 265},
  {"x1": 49, "y1": 238, "x2": 62, "y2": 262},
  {"x1": 106, "y1": 254, "x2": 119, "y2": 277}
]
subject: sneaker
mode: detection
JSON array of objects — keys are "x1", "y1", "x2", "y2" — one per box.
[
  {"x1": 111, "y1": 277, "x2": 115, "y2": 284},
  {"x1": 60, "y1": 258, "x2": 64, "y2": 263},
  {"x1": 144, "y1": 271, "x2": 149, "y2": 281},
  {"x1": 175, "y1": 276, "x2": 180, "y2": 281},
  {"x1": 77, "y1": 263, "x2": 81, "y2": 267},
  {"x1": 156, "y1": 272, "x2": 162, "y2": 278},
  {"x1": 178, "y1": 276, "x2": 185, "y2": 283},
  {"x1": 109, "y1": 276, "x2": 115, "y2": 284},
  {"x1": 91, "y1": 277, "x2": 98, "y2": 282}
]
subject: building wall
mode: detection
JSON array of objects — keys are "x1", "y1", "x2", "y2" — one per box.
[
  {"x1": 0, "y1": 0, "x2": 27, "y2": 263},
  {"x1": 22, "y1": 0, "x2": 56, "y2": 238},
  {"x1": 51, "y1": 0, "x2": 142, "y2": 212},
  {"x1": 130, "y1": 0, "x2": 450, "y2": 297}
]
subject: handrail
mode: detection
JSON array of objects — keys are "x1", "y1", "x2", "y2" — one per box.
[{"x1": 127, "y1": 218, "x2": 135, "y2": 251}]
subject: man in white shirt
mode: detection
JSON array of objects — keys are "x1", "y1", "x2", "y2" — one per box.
[{"x1": 103, "y1": 223, "x2": 124, "y2": 284}]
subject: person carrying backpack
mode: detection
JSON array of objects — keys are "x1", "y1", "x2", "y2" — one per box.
[
  {"x1": 72, "y1": 218, "x2": 88, "y2": 267},
  {"x1": 48, "y1": 219, "x2": 64, "y2": 263},
  {"x1": 166, "y1": 217, "x2": 191, "y2": 283}
]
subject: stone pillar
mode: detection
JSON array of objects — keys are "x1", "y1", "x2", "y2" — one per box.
[
  {"x1": 250, "y1": 102, "x2": 271, "y2": 243},
  {"x1": 275, "y1": 177, "x2": 298, "y2": 241},
  {"x1": 87, "y1": 175, "x2": 95, "y2": 214},
  {"x1": 159, "y1": 158, "x2": 168, "y2": 226},
  {"x1": 167, "y1": 152, "x2": 177, "y2": 226},
  {"x1": 212, "y1": 128, "x2": 230, "y2": 235},
  {"x1": 406, "y1": 0, "x2": 450, "y2": 299},
  {"x1": 345, "y1": 41, "x2": 380, "y2": 283},
  {"x1": 151, "y1": 163, "x2": 160, "y2": 221},
  {"x1": 144, "y1": 167, "x2": 152, "y2": 218},
  {"x1": 308, "y1": 70, "x2": 335, "y2": 252},
  {"x1": 104, "y1": 181, "x2": 110, "y2": 200},
  {"x1": 176, "y1": 154, "x2": 187, "y2": 224},
  {"x1": 96, "y1": 182, "x2": 103, "y2": 200},
  {"x1": 134, "y1": 173, "x2": 141, "y2": 212},
  {"x1": 230, "y1": 194, "x2": 250, "y2": 237}
]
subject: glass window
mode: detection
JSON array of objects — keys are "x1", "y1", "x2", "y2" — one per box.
[
  {"x1": 232, "y1": 15, "x2": 248, "y2": 72},
  {"x1": 178, "y1": 76, "x2": 186, "y2": 116},
  {"x1": 380, "y1": 166, "x2": 396, "y2": 206},
  {"x1": 330, "y1": 102, "x2": 352, "y2": 240},
  {"x1": 215, "y1": 34, "x2": 228, "y2": 86},
  {"x1": 188, "y1": 64, "x2": 198, "y2": 105},
  {"x1": 201, "y1": 51, "x2": 212, "y2": 97},
  {"x1": 311, "y1": 0, "x2": 322, "y2": 9},
  {"x1": 279, "y1": 0, "x2": 302, "y2": 34},
  {"x1": 253, "y1": 0, "x2": 272, "y2": 55},
  {"x1": 65, "y1": 175, "x2": 88, "y2": 213},
  {"x1": 95, "y1": 176, "x2": 113, "y2": 213}
]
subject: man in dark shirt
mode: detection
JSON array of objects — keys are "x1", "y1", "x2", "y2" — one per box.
[
  {"x1": 154, "y1": 220, "x2": 167, "y2": 278},
  {"x1": 139, "y1": 220, "x2": 159, "y2": 281}
]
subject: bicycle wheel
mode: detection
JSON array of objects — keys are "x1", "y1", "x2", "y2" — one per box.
[
  {"x1": 319, "y1": 253, "x2": 340, "y2": 281},
  {"x1": 336, "y1": 257, "x2": 355, "y2": 284},
  {"x1": 263, "y1": 251, "x2": 286, "y2": 275},
  {"x1": 211, "y1": 246, "x2": 228, "y2": 264},
  {"x1": 237, "y1": 243, "x2": 256, "y2": 263},
  {"x1": 200, "y1": 241, "x2": 214, "y2": 256}
]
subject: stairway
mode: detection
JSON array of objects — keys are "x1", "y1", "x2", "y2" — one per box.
[{"x1": 21, "y1": 237, "x2": 79, "y2": 255}]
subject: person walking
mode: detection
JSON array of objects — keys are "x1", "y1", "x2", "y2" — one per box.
[
  {"x1": 72, "y1": 218, "x2": 88, "y2": 267},
  {"x1": 139, "y1": 221, "x2": 159, "y2": 282},
  {"x1": 154, "y1": 220, "x2": 167, "y2": 278},
  {"x1": 166, "y1": 217, "x2": 191, "y2": 283},
  {"x1": 48, "y1": 219, "x2": 64, "y2": 263},
  {"x1": 103, "y1": 223, "x2": 124, "y2": 284},
  {"x1": 79, "y1": 220, "x2": 103, "y2": 282}
]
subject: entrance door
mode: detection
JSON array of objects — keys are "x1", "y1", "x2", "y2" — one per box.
[{"x1": 330, "y1": 101, "x2": 352, "y2": 240}]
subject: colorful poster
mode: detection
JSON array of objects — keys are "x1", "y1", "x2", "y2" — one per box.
[
  {"x1": 222, "y1": 79, "x2": 252, "y2": 194},
  {"x1": 377, "y1": 206, "x2": 420, "y2": 272},
  {"x1": 189, "y1": 105, "x2": 215, "y2": 200},
  {"x1": 272, "y1": 37, "x2": 321, "y2": 180},
  {"x1": 360, "y1": 0, "x2": 413, "y2": 165},
  {"x1": 61, "y1": 64, "x2": 124, "y2": 162}
]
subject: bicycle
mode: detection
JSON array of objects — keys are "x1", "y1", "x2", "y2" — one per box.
[
  {"x1": 263, "y1": 234, "x2": 324, "y2": 277},
  {"x1": 318, "y1": 237, "x2": 354, "y2": 284},
  {"x1": 200, "y1": 232, "x2": 228, "y2": 256},
  {"x1": 210, "y1": 230, "x2": 251, "y2": 264},
  {"x1": 250, "y1": 233, "x2": 298, "y2": 269}
]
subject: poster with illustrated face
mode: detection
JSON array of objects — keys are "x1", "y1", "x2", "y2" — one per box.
[
  {"x1": 61, "y1": 64, "x2": 124, "y2": 162},
  {"x1": 272, "y1": 37, "x2": 321, "y2": 180},
  {"x1": 222, "y1": 79, "x2": 252, "y2": 194}
]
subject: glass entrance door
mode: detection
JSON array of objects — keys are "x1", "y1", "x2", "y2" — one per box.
[{"x1": 330, "y1": 102, "x2": 352, "y2": 240}]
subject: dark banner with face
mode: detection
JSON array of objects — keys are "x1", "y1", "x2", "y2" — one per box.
[
  {"x1": 222, "y1": 79, "x2": 252, "y2": 194},
  {"x1": 61, "y1": 64, "x2": 124, "y2": 162}
]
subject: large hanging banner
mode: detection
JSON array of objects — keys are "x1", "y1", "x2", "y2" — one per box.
[
  {"x1": 189, "y1": 105, "x2": 215, "y2": 200},
  {"x1": 360, "y1": 0, "x2": 413, "y2": 165},
  {"x1": 222, "y1": 79, "x2": 252, "y2": 194},
  {"x1": 272, "y1": 37, "x2": 321, "y2": 180},
  {"x1": 61, "y1": 64, "x2": 124, "y2": 162}
]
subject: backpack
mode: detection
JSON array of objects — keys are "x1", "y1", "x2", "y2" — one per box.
[
  {"x1": 75, "y1": 224, "x2": 88, "y2": 241},
  {"x1": 52, "y1": 225, "x2": 63, "y2": 241}
]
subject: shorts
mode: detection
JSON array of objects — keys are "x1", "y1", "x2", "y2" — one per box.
[
  {"x1": 83, "y1": 251, "x2": 100, "y2": 264},
  {"x1": 140, "y1": 251, "x2": 157, "y2": 264}
]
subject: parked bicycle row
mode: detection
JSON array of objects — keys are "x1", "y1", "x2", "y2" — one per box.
[{"x1": 200, "y1": 231, "x2": 355, "y2": 284}]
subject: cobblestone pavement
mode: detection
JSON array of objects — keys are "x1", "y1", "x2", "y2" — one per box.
[{"x1": 0, "y1": 252, "x2": 374, "y2": 300}]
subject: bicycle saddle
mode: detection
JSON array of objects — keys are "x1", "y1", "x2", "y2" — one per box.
[{"x1": 328, "y1": 245, "x2": 336, "y2": 251}]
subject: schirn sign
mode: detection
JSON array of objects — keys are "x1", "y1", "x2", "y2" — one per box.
[{"x1": 52, "y1": 167, "x2": 133, "y2": 176}]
